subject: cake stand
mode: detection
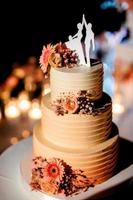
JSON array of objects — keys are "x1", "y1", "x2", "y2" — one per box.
[{"x1": 0, "y1": 137, "x2": 133, "y2": 200}]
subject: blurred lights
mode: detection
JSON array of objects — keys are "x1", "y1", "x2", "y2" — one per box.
[
  {"x1": 28, "y1": 100, "x2": 42, "y2": 120},
  {"x1": 113, "y1": 103, "x2": 125, "y2": 114},
  {"x1": 13, "y1": 68, "x2": 25, "y2": 79},
  {"x1": 113, "y1": 93, "x2": 125, "y2": 114},
  {"x1": 22, "y1": 130, "x2": 30, "y2": 138},
  {"x1": 5, "y1": 100, "x2": 20, "y2": 118},
  {"x1": 18, "y1": 99, "x2": 31, "y2": 112},
  {"x1": 1, "y1": 90, "x2": 10, "y2": 101},
  {"x1": 18, "y1": 92, "x2": 31, "y2": 112},
  {"x1": 28, "y1": 108, "x2": 42, "y2": 120},
  {"x1": 10, "y1": 137, "x2": 19, "y2": 145}
]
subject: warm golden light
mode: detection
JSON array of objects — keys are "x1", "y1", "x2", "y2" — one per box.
[
  {"x1": 113, "y1": 93, "x2": 125, "y2": 114},
  {"x1": 5, "y1": 100, "x2": 20, "y2": 118},
  {"x1": 10, "y1": 137, "x2": 19, "y2": 145},
  {"x1": 13, "y1": 68, "x2": 25, "y2": 78},
  {"x1": 28, "y1": 100, "x2": 42, "y2": 120},
  {"x1": 28, "y1": 108, "x2": 42, "y2": 119},
  {"x1": 18, "y1": 99, "x2": 31, "y2": 112},
  {"x1": 18, "y1": 92, "x2": 31, "y2": 112},
  {"x1": 113, "y1": 103, "x2": 125, "y2": 114},
  {"x1": 22, "y1": 130, "x2": 30, "y2": 138}
]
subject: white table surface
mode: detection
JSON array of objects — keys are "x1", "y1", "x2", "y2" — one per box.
[{"x1": 0, "y1": 137, "x2": 32, "y2": 200}]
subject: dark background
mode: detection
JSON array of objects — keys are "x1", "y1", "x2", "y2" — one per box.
[{"x1": 0, "y1": 0, "x2": 126, "y2": 84}]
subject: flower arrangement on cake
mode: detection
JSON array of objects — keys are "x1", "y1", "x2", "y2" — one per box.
[
  {"x1": 31, "y1": 157, "x2": 95, "y2": 196},
  {"x1": 40, "y1": 42, "x2": 79, "y2": 77},
  {"x1": 30, "y1": 14, "x2": 119, "y2": 198},
  {"x1": 52, "y1": 90, "x2": 111, "y2": 115}
]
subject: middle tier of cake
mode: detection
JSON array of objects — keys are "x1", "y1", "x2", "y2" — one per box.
[{"x1": 41, "y1": 93, "x2": 112, "y2": 149}]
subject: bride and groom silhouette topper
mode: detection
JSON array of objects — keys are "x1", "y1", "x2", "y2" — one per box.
[{"x1": 66, "y1": 14, "x2": 95, "y2": 67}]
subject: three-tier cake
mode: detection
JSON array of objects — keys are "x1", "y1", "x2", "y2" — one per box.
[{"x1": 30, "y1": 17, "x2": 119, "y2": 197}]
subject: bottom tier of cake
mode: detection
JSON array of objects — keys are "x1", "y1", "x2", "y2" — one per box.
[{"x1": 32, "y1": 123, "x2": 119, "y2": 195}]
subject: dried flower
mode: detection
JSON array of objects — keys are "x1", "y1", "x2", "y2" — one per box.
[
  {"x1": 32, "y1": 156, "x2": 45, "y2": 169},
  {"x1": 73, "y1": 170, "x2": 95, "y2": 189},
  {"x1": 39, "y1": 42, "x2": 79, "y2": 76},
  {"x1": 49, "y1": 53, "x2": 62, "y2": 68},
  {"x1": 52, "y1": 90, "x2": 111, "y2": 116},
  {"x1": 40, "y1": 180, "x2": 59, "y2": 194}
]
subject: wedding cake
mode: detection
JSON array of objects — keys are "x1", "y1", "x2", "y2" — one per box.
[{"x1": 31, "y1": 16, "x2": 119, "y2": 197}]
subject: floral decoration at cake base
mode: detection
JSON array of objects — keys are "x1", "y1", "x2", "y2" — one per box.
[{"x1": 30, "y1": 157, "x2": 95, "y2": 197}]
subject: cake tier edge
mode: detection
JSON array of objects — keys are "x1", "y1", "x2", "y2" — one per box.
[
  {"x1": 41, "y1": 92, "x2": 112, "y2": 149},
  {"x1": 33, "y1": 123, "x2": 119, "y2": 181}
]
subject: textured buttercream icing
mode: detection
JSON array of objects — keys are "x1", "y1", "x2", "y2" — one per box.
[
  {"x1": 50, "y1": 59, "x2": 103, "y2": 101},
  {"x1": 41, "y1": 93, "x2": 112, "y2": 149},
  {"x1": 33, "y1": 123, "x2": 119, "y2": 183},
  {"x1": 31, "y1": 19, "x2": 119, "y2": 196},
  {"x1": 32, "y1": 59, "x2": 119, "y2": 195}
]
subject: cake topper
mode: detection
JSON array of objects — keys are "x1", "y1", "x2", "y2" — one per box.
[
  {"x1": 39, "y1": 15, "x2": 95, "y2": 76},
  {"x1": 66, "y1": 14, "x2": 95, "y2": 67},
  {"x1": 65, "y1": 15, "x2": 85, "y2": 64}
]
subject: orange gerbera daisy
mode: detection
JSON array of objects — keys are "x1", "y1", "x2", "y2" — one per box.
[{"x1": 43, "y1": 158, "x2": 64, "y2": 183}]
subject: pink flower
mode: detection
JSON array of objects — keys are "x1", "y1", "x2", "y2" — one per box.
[
  {"x1": 39, "y1": 42, "x2": 79, "y2": 77},
  {"x1": 39, "y1": 44, "x2": 54, "y2": 73},
  {"x1": 63, "y1": 97, "x2": 79, "y2": 113},
  {"x1": 43, "y1": 158, "x2": 64, "y2": 182}
]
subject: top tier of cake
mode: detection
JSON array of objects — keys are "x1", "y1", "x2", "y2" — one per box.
[{"x1": 50, "y1": 59, "x2": 103, "y2": 102}]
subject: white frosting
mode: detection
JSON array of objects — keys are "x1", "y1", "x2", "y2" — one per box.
[
  {"x1": 33, "y1": 59, "x2": 119, "y2": 185},
  {"x1": 41, "y1": 94, "x2": 112, "y2": 149},
  {"x1": 50, "y1": 63, "x2": 103, "y2": 101},
  {"x1": 33, "y1": 123, "x2": 119, "y2": 183}
]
